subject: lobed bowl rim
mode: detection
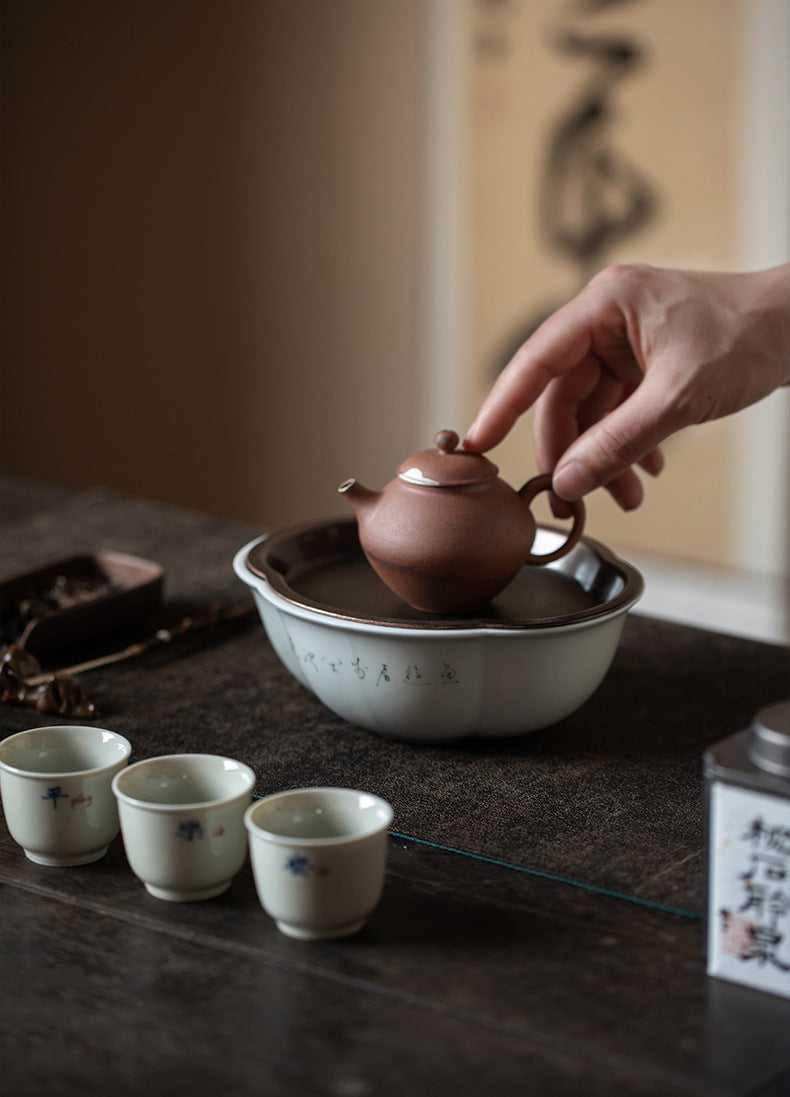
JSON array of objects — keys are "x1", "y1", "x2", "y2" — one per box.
[{"x1": 233, "y1": 520, "x2": 644, "y2": 638}]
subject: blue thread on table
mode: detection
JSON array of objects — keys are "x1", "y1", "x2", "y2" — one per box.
[
  {"x1": 248, "y1": 794, "x2": 700, "y2": 920},
  {"x1": 388, "y1": 830, "x2": 701, "y2": 920}
]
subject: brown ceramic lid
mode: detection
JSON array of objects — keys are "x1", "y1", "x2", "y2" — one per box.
[{"x1": 397, "y1": 429, "x2": 498, "y2": 487}]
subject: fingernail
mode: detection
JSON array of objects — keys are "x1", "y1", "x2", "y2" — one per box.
[
  {"x1": 462, "y1": 425, "x2": 479, "y2": 451},
  {"x1": 549, "y1": 492, "x2": 573, "y2": 520},
  {"x1": 553, "y1": 461, "x2": 596, "y2": 501}
]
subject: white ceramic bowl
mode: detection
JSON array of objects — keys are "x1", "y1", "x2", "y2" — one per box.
[
  {"x1": 112, "y1": 754, "x2": 256, "y2": 901},
  {"x1": 0, "y1": 725, "x2": 132, "y2": 866},
  {"x1": 233, "y1": 521, "x2": 644, "y2": 742}
]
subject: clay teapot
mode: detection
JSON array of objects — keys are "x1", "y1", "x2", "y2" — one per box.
[{"x1": 338, "y1": 429, "x2": 585, "y2": 614}]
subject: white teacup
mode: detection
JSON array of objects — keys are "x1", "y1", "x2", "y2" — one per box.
[
  {"x1": 112, "y1": 753, "x2": 256, "y2": 902},
  {"x1": 245, "y1": 787, "x2": 393, "y2": 939},
  {"x1": 0, "y1": 725, "x2": 132, "y2": 866}
]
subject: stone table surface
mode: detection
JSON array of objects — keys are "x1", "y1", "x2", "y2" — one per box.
[{"x1": 2, "y1": 476, "x2": 789, "y2": 1097}]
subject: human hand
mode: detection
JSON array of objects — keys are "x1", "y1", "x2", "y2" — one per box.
[{"x1": 464, "y1": 263, "x2": 790, "y2": 510}]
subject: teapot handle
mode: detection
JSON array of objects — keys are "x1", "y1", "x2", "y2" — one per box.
[{"x1": 518, "y1": 474, "x2": 586, "y2": 565}]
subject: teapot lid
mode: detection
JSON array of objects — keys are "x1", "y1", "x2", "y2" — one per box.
[{"x1": 397, "y1": 430, "x2": 498, "y2": 487}]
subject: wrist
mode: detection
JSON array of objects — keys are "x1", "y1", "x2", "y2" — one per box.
[{"x1": 746, "y1": 265, "x2": 790, "y2": 386}]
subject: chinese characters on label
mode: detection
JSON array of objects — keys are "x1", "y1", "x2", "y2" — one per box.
[{"x1": 708, "y1": 782, "x2": 790, "y2": 998}]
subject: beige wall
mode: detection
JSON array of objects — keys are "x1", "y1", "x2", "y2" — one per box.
[
  {"x1": 3, "y1": 0, "x2": 787, "y2": 574},
  {"x1": 465, "y1": 0, "x2": 788, "y2": 570},
  {"x1": 1, "y1": 0, "x2": 427, "y2": 529}
]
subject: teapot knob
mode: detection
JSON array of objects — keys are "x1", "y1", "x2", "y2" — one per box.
[{"x1": 434, "y1": 429, "x2": 459, "y2": 454}]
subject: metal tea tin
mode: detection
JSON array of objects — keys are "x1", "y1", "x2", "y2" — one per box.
[{"x1": 704, "y1": 700, "x2": 790, "y2": 999}]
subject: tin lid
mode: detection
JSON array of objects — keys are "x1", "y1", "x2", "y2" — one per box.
[
  {"x1": 397, "y1": 430, "x2": 498, "y2": 487},
  {"x1": 748, "y1": 699, "x2": 790, "y2": 778}
]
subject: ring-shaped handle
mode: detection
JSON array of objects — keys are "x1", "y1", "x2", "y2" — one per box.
[{"x1": 517, "y1": 474, "x2": 586, "y2": 565}]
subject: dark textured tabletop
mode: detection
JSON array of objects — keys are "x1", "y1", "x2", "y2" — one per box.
[{"x1": 2, "y1": 476, "x2": 789, "y2": 1097}]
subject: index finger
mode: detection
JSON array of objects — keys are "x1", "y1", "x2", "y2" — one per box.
[{"x1": 463, "y1": 295, "x2": 602, "y2": 453}]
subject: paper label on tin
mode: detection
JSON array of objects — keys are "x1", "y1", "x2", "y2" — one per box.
[{"x1": 707, "y1": 781, "x2": 790, "y2": 998}]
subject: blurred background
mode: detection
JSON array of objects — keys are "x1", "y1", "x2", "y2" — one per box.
[{"x1": 2, "y1": 0, "x2": 788, "y2": 638}]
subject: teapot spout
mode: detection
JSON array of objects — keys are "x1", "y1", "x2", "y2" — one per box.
[{"x1": 338, "y1": 478, "x2": 380, "y2": 519}]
